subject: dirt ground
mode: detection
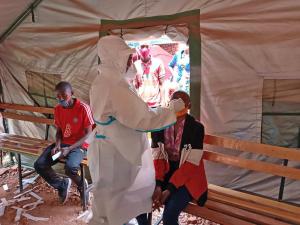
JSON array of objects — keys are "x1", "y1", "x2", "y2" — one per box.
[
  {"x1": 0, "y1": 166, "x2": 85, "y2": 225},
  {"x1": 0, "y1": 166, "x2": 217, "y2": 225}
]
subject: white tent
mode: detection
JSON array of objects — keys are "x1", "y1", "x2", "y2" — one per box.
[{"x1": 0, "y1": 0, "x2": 299, "y2": 204}]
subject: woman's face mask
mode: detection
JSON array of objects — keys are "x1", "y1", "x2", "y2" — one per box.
[{"x1": 176, "y1": 107, "x2": 188, "y2": 118}]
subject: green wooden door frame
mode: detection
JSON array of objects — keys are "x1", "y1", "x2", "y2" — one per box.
[{"x1": 100, "y1": 9, "x2": 201, "y2": 118}]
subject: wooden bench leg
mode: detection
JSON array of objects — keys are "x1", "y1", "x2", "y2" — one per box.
[
  {"x1": 17, "y1": 153, "x2": 23, "y2": 192},
  {"x1": 80, "y1": 164, "x2": 87, "y2": 211}
]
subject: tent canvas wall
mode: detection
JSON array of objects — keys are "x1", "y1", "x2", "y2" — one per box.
[{"x1": 0, "y1": 0, "x2": 299, "y2": 204}]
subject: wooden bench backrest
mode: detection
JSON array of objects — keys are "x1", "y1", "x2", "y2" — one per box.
[
  {"x1": 0, "y1": 103, "x2": 54, "y2": 125},
  {"x1": 1, "y1": 103, "x2": 300, "y2": 174},
  {"x1": 204, "y1": 134, "x2": 300, "y2": 161},
  {"x1": 203, "y1": 134, "x2": 300, "y2": 181}
]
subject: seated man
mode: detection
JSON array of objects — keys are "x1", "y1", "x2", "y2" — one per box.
[
  {"x1": 34, "y1": 81, "x2": 94, "y2": 204},
  {"x1": 137, "y1": 91, "x2": 207, "y2": 225}
]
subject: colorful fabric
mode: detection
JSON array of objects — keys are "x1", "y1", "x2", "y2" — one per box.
[
  {"x1": 54, "y1": 98, "x2": 94, "y2": 147},
  {"x1": 151, "y1": 114, "x2": 208, "y2": 206},
  {"x1": 164, "y1": 119, "x2": 185, "y2": 161}
]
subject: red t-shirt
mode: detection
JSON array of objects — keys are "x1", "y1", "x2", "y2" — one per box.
[{"x1": 54, "y1": 98, "x2": 94, "y2": 148}]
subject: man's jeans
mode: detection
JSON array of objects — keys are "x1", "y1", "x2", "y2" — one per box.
[{"x1": 34, "y1": 143, "x2": 85, "y2": 191}]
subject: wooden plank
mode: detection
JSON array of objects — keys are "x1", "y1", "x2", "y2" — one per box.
[
  {"x1": 0, "y1": 103, "x2": 54, "y2": 114},
  {"x1": 0, "y1": 134, "x2": 50, "y2": 145},
  {"x1": 203, "y1": 150, "x2": 300, "y2": 180},
  {"x1": 0, "y1": 139, "x2": 48, "y2": 149},
  {"x1": 208, "y1": 184, "x2": 300, "y2": 215},
  {"x1": 0, "y1": 141, "x2": 43, "y2": 152},
  {"x1": 205, "y1": 200, "x2": 291, "y2": 225},
  {"x1": 0, "y1": 144, "x2": 40, "y2": 156},
  {"x1": 0, "y1": 137, "x2": 50, "y2": 147},
  {"x1": 0, "y1": 133, "x2": 87, "y2": 164},
  {"x1": 0, "y1": 133, "x2": 52, "y2": 144},
  {"x1": 184, "y1": 203, "x2": 256, "y2": 225},
  {"x1": 209, "y1": 192, "x2": 300, "y2": 224},
  {"x1": 204, "y1": 134, "x2": 300, "y2": 161},
  {"x1": 2, "y1": 112, "x2": 54, "y2": 125},
  {"x1": 0, "y1": 142, "x2": 43, "y2": 153}
]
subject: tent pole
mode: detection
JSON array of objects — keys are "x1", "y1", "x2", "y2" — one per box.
[
  {"x1": 277, "y1": 128, "x2": 300, "y2": 201},
  {"x1": 42, "y1": 76, "x2": 51, "y2": 141},
  {"x1": 278, "y1": 159, "x2": 288, "y2": 201},
  {"x1": 0, "y1": 0, "x2": 43, "y2": 43}
]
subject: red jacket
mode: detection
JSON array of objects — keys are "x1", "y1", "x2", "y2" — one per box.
[{"x1": 151, "y1": 114, "x2": 208, "y2": 206}]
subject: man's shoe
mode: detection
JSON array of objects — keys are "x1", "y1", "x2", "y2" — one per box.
[{"x1": 58, "y1": 178, "x2": 72, "y2": 204}]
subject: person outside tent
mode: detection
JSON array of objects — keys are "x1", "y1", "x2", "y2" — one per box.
[
  {"x1": 88, "y1": 35, "x2": 185, "y2": 225},
  {"x1": 169, "y1": 44, "x2": 190, "y2": 94},
  {"x1": 34, "y1": 81, "x2": 94, "y2": 205},
  {"x1": 149, "y1": 91, "x2": 207, "y2": 225},
  {"x1": 133, "y1": 43, "x2": 166, "y2": 107}
]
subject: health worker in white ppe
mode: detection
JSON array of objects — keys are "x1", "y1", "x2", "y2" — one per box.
[{"x1": 88, "y1": 35, "x2": 185, "y2": 225}]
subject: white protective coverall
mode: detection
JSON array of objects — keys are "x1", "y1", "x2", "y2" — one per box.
[{"x1": 88, "y1": 36, "x2": 184, "y2": 225}]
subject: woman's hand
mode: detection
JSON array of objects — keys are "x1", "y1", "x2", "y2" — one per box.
[
  {"x1": 160, "y1": 190, "x2": 171, "y2": 205},
  {"x1": 152, "y1": 186, "x2": 162, "y2": 211}
]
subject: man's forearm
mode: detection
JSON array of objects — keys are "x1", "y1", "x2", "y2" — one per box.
[
  {"x1": 55, "y1": 129, "x2": 62, "y2": 147},
  {"x1": 69, "y1": 129, "x2": 92, "y2": 150}
]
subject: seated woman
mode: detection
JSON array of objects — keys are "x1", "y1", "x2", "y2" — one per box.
[{"x1": 137, "y1": 90, "x2": 208, "y2": 225}]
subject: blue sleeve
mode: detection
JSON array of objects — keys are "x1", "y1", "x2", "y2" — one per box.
[
  {"x1": 169, "y1": 54, "x2": 178, "y2": 68},
  {"x1": 186, "y1": 63, "x2": 190, "y2": 72}
]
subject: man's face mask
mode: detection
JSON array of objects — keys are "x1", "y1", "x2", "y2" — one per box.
[
  {"x1": 56, "y1": 90, "x2": 72, "y2": 108},
  {"x1": 58, "y1": 99, "x2": 70, "y2": 108},
  {"x1": 139, "y1": 45, "x2": 150, "y2": 61}
]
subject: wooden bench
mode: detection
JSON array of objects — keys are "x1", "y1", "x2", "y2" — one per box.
[
  {"x1": 182, "y1": 135, "x2": 300, "y2": 225},
  {"x1": 0, "y1": 103, "x2": 89, "y2": 210},
  {"x1": 2, "y1": 103, "x2": 300, "y2": 223}
]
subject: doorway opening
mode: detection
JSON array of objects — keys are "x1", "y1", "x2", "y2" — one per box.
[
  {"x1": 125, "y1": 35, "x2": 190, "y2": 107},
  {"x1": 100, "y1": 9, "x2": 200, "y2": 118}
]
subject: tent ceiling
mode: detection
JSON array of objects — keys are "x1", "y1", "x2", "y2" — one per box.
[{"x1": 0, "y1": 0, "x2": 34, "y2": 36}]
